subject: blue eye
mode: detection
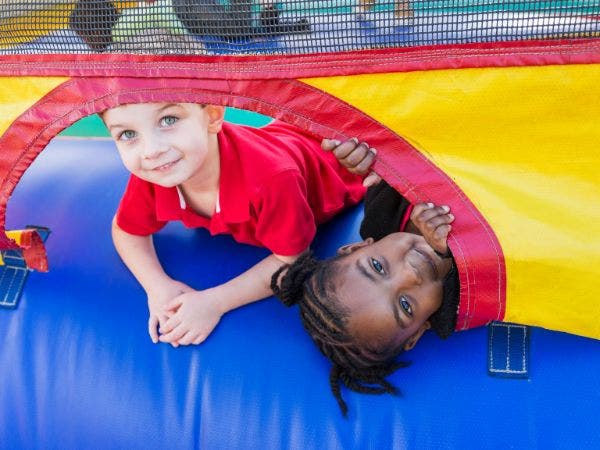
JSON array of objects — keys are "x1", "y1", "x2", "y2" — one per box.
[
  {"x1": 161, "y1": 115, "x2": 178, "y2": 126},
  {"x1": 119, "y1": 130, "x2": 136, "y2": 141},
  {"x1": 370, "y1": 257, "x2": 385, "y2": 274},
  {"x1": 400, "y1": 296, "x2": 413, "y2": 316}
]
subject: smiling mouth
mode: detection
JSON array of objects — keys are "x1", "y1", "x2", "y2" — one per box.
[
  {"x1": 413, "y1": 247, "x2": 439, "y2": 279},
  {"x1": 152, "y1": 159, "x2": 181, "y2": 172}
]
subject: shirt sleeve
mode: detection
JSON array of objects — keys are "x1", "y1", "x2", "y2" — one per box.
[
  {"x1": 116, "y1": 175, "x2": 167, "y2": 236},
  {"x1": 253, "y1": 170, "x2": 316, "y2": 257}
]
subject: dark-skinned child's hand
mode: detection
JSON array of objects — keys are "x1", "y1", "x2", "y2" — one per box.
[
  {"x1": 410, "y1": 203, "x2": 455, "y2": 257},
  {"x1": 321, "y1": 138, "x2": 381, "y2": 187}
]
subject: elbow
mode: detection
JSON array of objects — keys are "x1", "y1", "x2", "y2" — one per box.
[
  {"x1": 274, "y1": 252, "x2": 303, "y2": 265},
  {"x1": 111, "y1": 215, "x2": 123, "y2": 242}
]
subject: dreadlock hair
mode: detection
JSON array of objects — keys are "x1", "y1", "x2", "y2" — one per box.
[{"x1": 271, "y1": 252, "x2": 409, "y2": 416}]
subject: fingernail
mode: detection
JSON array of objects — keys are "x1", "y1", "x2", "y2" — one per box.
[
  {"x1": 427, "y1": 202, "x2": 434, "y2": 208},
  {"x1": 442, "y1": 205, "x2": 450, "y2": 212},
  {"x1": 352, "y1": 137, "x2": 359, "y2": 144},
  {"x1": 448, "y1": 214, "x2": 454, "y2": 220},
  {"x1": 332, "y1": 139, "x2": 341, "y2": 146},
  {"x1": 370, "y1": 148, "x2": 377, "y2": 155}
]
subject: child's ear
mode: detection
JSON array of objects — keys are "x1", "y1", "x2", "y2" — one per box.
[
  {"x1": 337, "y1": 237, "x2": 374, "y2": 255},
  {"x1": 403, "y1": 321, "x2": 431, "y2": 351},
  {"x1": 205, "y1": 105, "x2": 225, "y2": 133}
]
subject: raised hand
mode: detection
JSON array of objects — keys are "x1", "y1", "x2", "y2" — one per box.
[
  {"x1": 321, "y1": 138, "x2": 381, "y2": 187},
  {"x1": 409, "y1": 203, "x2": 454, "y2": 257}
]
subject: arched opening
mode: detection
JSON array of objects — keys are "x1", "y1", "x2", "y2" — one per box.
[{"x1": 0, "y1": 75, "x2": 505, "y2": 330}]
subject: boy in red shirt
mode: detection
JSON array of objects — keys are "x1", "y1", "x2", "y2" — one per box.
[{"x1": 102, "y1": 102, "x2": 365, "y2": 346}]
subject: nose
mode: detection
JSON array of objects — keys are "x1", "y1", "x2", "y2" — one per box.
[
  {"x1": 141, "y1": 134, "x2": 167, "y2": 160},
  {"x1": 397, "y1": 258, "x2": 422, "y2": 286},
  {"x1": 392, "y1": 236, "x2": 423, "y2": 285}
]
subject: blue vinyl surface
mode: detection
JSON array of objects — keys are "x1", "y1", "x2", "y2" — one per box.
[{"x1": 1, "y1": 137, "x2": 600, "y2": 449}]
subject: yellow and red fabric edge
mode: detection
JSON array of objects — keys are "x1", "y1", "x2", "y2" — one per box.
[{"x1": 0, "y1": 38, "x2": 598, "y2": 338}]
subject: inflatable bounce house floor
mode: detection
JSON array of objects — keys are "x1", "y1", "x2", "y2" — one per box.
[
  {"x1": 1, "y1": 129, "x2": 600, "y2": 449},
  {"x1": 1, "y1": 1, "x2": 600, "y2": 448}
]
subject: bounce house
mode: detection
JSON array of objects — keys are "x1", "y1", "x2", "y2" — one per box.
[{"x1": 1, "y1": 1, "x2": 599, "y2": 448}]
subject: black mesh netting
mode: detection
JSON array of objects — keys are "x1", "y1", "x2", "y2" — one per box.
[{"x1": 0, "y1": 0, "x2": 598, "y2": 55}]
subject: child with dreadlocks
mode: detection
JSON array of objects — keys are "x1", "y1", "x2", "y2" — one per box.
[{"x1": 271, "y1": 138, "x2": 460, "y2": 415}]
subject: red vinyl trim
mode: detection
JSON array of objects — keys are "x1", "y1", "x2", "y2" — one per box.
[
  {"x1": 0, "y1": 38, "x2": 598, "y2": 79},
  {"x1": 0, "y1": 76, "x2": 505, "y2": 330}
]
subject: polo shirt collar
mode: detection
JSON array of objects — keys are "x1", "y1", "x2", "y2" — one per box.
[
  {"x1": 154, "y1": 123, "x2": 251, "y2": 225},
  {"x1": 175, "y1": 186, "x2": 221, "y2": 213}
]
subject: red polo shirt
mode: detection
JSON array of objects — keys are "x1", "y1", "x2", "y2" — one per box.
[{"x1": 116, "y1": 120, "x2": 365, "y2": 256}]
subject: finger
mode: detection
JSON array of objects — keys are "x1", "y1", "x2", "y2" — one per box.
[
  {"x1": 193, "y1": 335, "x2": 207, "y2": 345},
  {"x1": 148, "y1": 315, "x2": 159, "y2": 344},
  {"x1": 164, "y1": 297, "x2": 183, "y2": 312},
  {"x1": 352, "y1": 149, "x2": 376, "y2": 174},
  {"x1": 411, "y1": 202, "x2": 435, "y2": 221},
  {"x1": 159, "y1": 314, "x2": 182, "y2": 335},
  {"x1": 340, "y1": 142, "x2": 371, "y2": 168},
  {"x1": 157, "y1": 313, "x2": 170, "y2": 327},
  {"x1": 332, "y1": 138, "x2": 360, "y2": 160},
  {"x1": 177, "y1": 331, "x2": 195, "y2": 346},
  {"x1": 424, "y1": 213, "x2": 455, "y2": 231},
  {"x1": 159, "y1": 323, "x2": 188, "y2": 344},
  {"x1": 416, "y1": 205, "x2": 451, "y2": 223},
  {"x1": 433, "y1": 224, "x2": 452, "y2": 241},
  {"x1": 363, "y1": 171, "x2": 382, "y2": 187},
  {"x1": 321, "y1": 138, "x2": 341, "y2": 151}
]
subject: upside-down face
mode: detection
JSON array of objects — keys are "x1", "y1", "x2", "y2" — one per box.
[{"x1": 334, "y1": 232, "x2": 453, "y2": 354}]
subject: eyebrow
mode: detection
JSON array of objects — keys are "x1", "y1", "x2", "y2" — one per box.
[
  {"x1": 356, "y1": 259, "x2": 376, "y2": 282},
  {"x1": 392, "y1": 304, "x2": 405, "y2": 329},
  {"x1": 107, "y1": 123, "x2": 124, "y2": 132},
  {"x1": 107, "y1": 103, "x2": 182, "y2": 132},
  {"x1": 157, "y1": 103, "x2": 180, "y2": 113}
]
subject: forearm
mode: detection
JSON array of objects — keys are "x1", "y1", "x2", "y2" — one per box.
[
  {"x1": 111, "y1": 216, "x2": 171, "y2": 292},
  {"x1": 213, "y1": 253, "x2": 294, "y2": 314}
]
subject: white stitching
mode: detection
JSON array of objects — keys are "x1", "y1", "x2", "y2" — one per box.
[{"x1": 489, "y1": 323, "x2": 528, "y2": 374}]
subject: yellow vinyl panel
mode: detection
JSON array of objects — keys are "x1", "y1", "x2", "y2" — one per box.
[
  {"x1": 302, "y1": 64, "x2": 600, "y2": 339},
  {"x1": 0, "y1": 77, "x2": 69, "y2": 136}
]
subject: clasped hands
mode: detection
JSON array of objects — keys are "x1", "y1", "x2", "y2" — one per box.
[{"x1": 147, "y1": 279, "x2": 224, "y2": 347}]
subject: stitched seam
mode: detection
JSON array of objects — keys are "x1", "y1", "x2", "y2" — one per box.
[
  {"x1": 506, "y1": 326, "x2": 511, "y2": 371},
  {"x1": 489, "y1": 322, "x2": 528, "y2": 374},
  {"x1": 521, "y1": 325, "x2": 527, "y2": 372},
  {"x1": 1, "y1": 43, "x2": 599, "y2": 74},
  {"x1": 489, "y1": 323, "x2": 495, "y2": 370},
  {"x1": 0, "y1": 267, "x2": 23, "y2": 306}
]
